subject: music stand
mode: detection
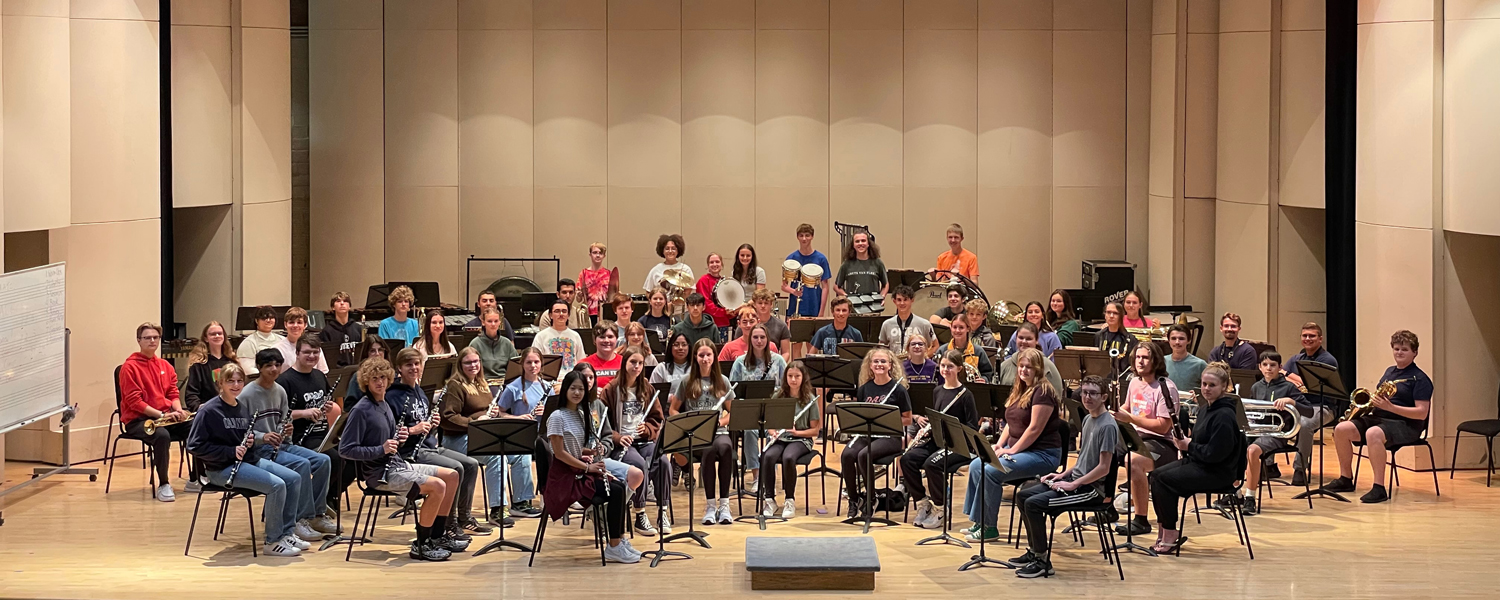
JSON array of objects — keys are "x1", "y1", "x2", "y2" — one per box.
[
  {"x1": 915, "y1": 411, "x2": 973, "y2": 549},
  {"x1": 834, "y1": 402, "x2": 903, "y2": 534},
  {"x1": 967, "y1": 382, "x2": 1011, "y2": 424},
  {"x1": 650, "y1": 410, "x2": 718, "y2": 561},
  {"x1": 327, "y1": 366, "x2": 358, "y2": 406},
  {"x1": 728, "y1": 398, "x2": 798, "y2": 529},
  {"x1": 645, "y1": 329, "x2": 665, "y2": 354},
  {"x1": 1294, "y1": 360, "x2": 1350, "y2": 503},
  {"x1": 732, "y1": 380, "x2": 777, "y2": 401},
  {"x1": 420, "y1": 356, "x2": 457, "y2": 392},
  {"x1": 907, "y1": 382, "x2": 937, "y2": 417},
  {"x1": 1110, "y1": 423, "x2": 1159, "y2": 556},
  {"x1": 932, "y1": 323, "x2": 953, "y2": 345},
  {"x1": 1053, "y1": 348, "x2": 1113, "y2": 384},
  {"x1": 955, "y1": 421, "x2": 1014, "y2": 572},
  {"x1": 314, "y1": 411, "x2": 364, "y2": 551},
  {"x1": 836, "y1": 341, "x2": 883, "y2": 362},
  {"x1": 575, "y1": 327, "x2": 596, "y2": 355},
  {"x1": 468, "y1": 418, "x2": 540, "y2": 555},
  {"x1": 1229, "y1": 369, "x2": 1260, "y2": 397},
  {"x1": 800, "y1": 355, "x2": 855, "y2": 480},
  {"x1": 506, "y1": 354, "x2": 564, "y2": 382},
  {"x1": 849, "y1": 315, "x2": 885, "y2": 343},
  {"x1": 788, "y1": 318, "x2": 831, "y2": 343}
]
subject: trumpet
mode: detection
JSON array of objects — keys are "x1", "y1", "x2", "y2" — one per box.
[
  {"x1": 1345, "y1": 378, "x2": 1413, "y2": 421},
  {"x1": 1242, "y1": 398, "x2": 1301, "y2": 439},
  {"x1": 143, "y1": 411, "x2": 194, "y2": 436}
]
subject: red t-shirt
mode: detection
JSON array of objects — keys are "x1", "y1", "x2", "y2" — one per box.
[{"x1": 580, "y1": 353, "x2": 623, "y2": 389}]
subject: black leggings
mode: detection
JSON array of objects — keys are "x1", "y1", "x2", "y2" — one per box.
[
  {"x1": 841, "y1": 437, "x2": 903, "y2": 497},
  {"x1": 900, "y1": 442, "x2": 969, "y2": 506},
  {"x1": 602, "y1": 477, "x2": 627, "y2": 539},
  {"x1": 759, "y1": 440, "x2": 811, "y2": 499},
  {"x1": 617, "y1": 441, "x2": 668, "y2": 509},
  {"x1": 124, "y1": 419, "x2": 189, "y2": 484},
  {"x1": 699, "y1": 434, "x2": 735, "y2": 500},
  {"x1": 1149, "y1": 460, "x2": 1233, "y2": 531},
  {"x1": 415, "y1": 446, "x2": 480, "y2": 519}
]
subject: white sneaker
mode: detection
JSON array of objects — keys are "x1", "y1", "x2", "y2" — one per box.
[
  {"x1": 702, "y1": 502, "x2": 718, "y2": 525},
  {"x1": 287, "y1": 534, "x2": 312, "y2": 550},
  {"x1": 659, "y1": 513, "x2": 673, "y2": 535},
  {"x1": 914, "y1": 499, "x2": 933, "y2": 527},
  {"x1": 762, "y1": 497, "x2": 779, "y2": 518},
  {"x1": 156, "y1": 484, "x2": 176, "y2": 503},
  {"x1": 184, "y1": 480, "x2": 203, "y2": 493},
  {"x1": 604, "y1": 541, "x2": 641, "y2": 564},
  {"x1": 782, "y1": 498, "x2": 797, "y2": 519},
  {"x1": 716, "y1": 498, "x2": 733, "y2": 525},
  {"x1": 307, "y1": 515, "x2": 339, "y2": 534},
  {"x1": 620, "y1": 538, "x2": 644, "y2": 558},
  {"x1": 919, "y1": 504, "x2": 946, "y2": 529},
  {"x1": 293, "y1": 520, "x2": 320, "y2": 542},
  {"x1": 265, "y1": 535, "x2": 303, "y2": 557}
]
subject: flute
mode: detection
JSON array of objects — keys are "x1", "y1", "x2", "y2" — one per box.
[{"x1": 775, "y1": 395, "x2": 820, "y2": 441}]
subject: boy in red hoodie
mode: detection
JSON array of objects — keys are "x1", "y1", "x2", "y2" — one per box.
[{"x1": 120, "y1": 322, "x2": 187, "y2": 502}]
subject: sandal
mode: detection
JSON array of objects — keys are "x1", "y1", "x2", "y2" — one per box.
[{"x1": 1152, "y1": 535, "x2": 1189, "y2": 555}]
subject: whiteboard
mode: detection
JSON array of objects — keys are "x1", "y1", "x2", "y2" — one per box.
[{"x1": 0, "y1": 263, "x2": 66, "y2": 434}]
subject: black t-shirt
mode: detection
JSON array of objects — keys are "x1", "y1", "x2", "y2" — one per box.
[
  {"x1": 319, "y1": 318, "x2": 365, "y2": 367},
  {"x1": 278, "y1": 367, "x2": 331, "y2": 447},
  {"x1": 935, "y1": 306, "x2": 958, "y2": 322},
  {"x1": 855, "y1": 379, "x2": 912, "y2": 416},
  {"x1": 638, "y1": 314, "x2": 673, "y2": 340},
  {"x1": 932, "y1": 384, "x2": 979, "y2": 429},
  {"x1": 1375, "y1": 363, "x2": 1434, "y2": 430}
]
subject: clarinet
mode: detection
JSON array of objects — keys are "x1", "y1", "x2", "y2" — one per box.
[
  {"x1": 268, "y1": 413, "x2": 293, "y2": 461},
  {"x1": 227, "y1": 409, "x2": 280, "y2": 488}
]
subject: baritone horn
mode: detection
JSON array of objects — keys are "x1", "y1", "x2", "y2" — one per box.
[{"x1": 1241, "y1": 398, "x2": 1301, "y2": 439}]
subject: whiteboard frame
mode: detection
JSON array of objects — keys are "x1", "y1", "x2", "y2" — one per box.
[{"x1": 0, "y1": 262, "x2": 68, "y2": 434}]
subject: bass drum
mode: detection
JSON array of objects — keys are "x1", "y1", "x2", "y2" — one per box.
[
  {"x1": 911, "y1": 283, "x2": 950, "y2": 320},
  {"x1": 484, "y1": 276, "x2": 543, "y2": 301}
]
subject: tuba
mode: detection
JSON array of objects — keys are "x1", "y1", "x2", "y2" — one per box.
[
  {"x1": 1241, "y1": 398, "x2": 1301, "y2": 439},
  {"x1": 1344, "y1": 378, "x2": 1412, "y2": 421}
]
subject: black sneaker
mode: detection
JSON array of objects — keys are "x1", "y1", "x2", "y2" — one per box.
[
  {"x1": 512, "y1": 501, "x2": 543, "y2": 518},
  {"x1": 445, "y1": 524, "x2": 473, "y2": 543},
  {"x1": 1323, "y1": 476, "x2": 1356, "y2": 493},
  {"x1": 1360, "y1": 485, "x2": 1389, "y2": 504},
  {"x1": 1290, "y1": 469, "x2": 1308, "y2": 487},
  {"x1": 488, "y1": 507, "x2": 516, "y2": 528},
  {"x1": 410, "y1": 539, "x2": 452, "y2": 561},
  {"x1": 434, "y1": 532, "x2": 471, "y2": 552},
  {"x1": 1085, "y1": 506, "x2": 1120, "y2": 526},
  {"x1": 1263, "y1": 462, "x2": 1282, "y2": 480},
  {"x1": 463, "y1": 516, "x2": 494, "y2": 535},
  {"x1": 1009, "y1": 550, "x2": 1040, "y2": 566},
  {"x1": 1242, "y1": 497, "x2": 1259, "y2": 515},
  {"x1": 1114, "y1": 517, "x2": 1151, "y2": 536},
  {"x1": 1015, "y1": 559, "x2": 1054, "y2": 579}
]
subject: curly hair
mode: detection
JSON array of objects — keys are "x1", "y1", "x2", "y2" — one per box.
[{"x1": 655, "y1": 234, "x2": 686, "y2": 259}]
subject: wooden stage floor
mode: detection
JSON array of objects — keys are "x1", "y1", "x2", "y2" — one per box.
[{"x1": 0, "y1": 456, "x2": 1492, "y2": 599}]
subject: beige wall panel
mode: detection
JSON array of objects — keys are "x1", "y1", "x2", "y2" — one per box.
[
  {"x1": 534, "y1": 187, "x2": 607, "y2": 285},
  {"x1": 756, "y1": 30, "x2": 829, "y2": 187},
  {"x1": 4, "y1": 0, "x2": 70, "y2": 17},
  {"x1": 979, "y1": 0, "x2": 1052, "y2": 30},
  {"x1": 1215, "y1": 31, "x2": 1269, "y2": 205},
  {"x1": 1218, "y1": 0, "x2": 1270, "y2": 32},
  {"x1": 831, "y1": 0, "x2": 901, "y2": 30},
  {"x1": 1052, "y1": 186, "x2": 1124, "y2": 286},
  {"x1": 1442, "y1": 231, "x2": 1500, "y2": 467},
  {"x1": 5, "y1": 14, "x2": 73, "y2": 228},
  {"x1": 1444, "y1": 19, "x2": 1500, "y2": 236},
  {"x1": 459, "y1": 186, "x2": 533, "y2": 262},
  {"x1": 1148, "y1": 193, "x2": 1173, "y2": 296},
  {"x1": 384, "y1": 28, "x2": 458, "y2": 188},
  {"x1": 1280, "y1": 30, "x2": 1325, "y2": 209},
  {"x1": 1146, "y1": 34, "x2": 1173, "y2": 198},
  {"x1": 1213, "y1": 201, "x2": 1268, "y2": 340},
  {"x1": 903, "y1": 188, "x2": 977, "y2": 273},
  {"x1": 309, "y1": 29, "x2": 383, "y2": 306},
  {"x1": 609, "y1": 0, "x2": 679, "y2": 29},
  {"x1": 458, "y1": 0, "x2": 531, "y2": 29},
  {"x1": 1053, "y1": 30, "x2": 1126, "y2": 188},
  {"x1": 683, "y1": 0, "x2": 753, "y2": 29},
  {"x1": 682, "y1": 30, "x2": 755, "y2": 187},
  {"x1": 241, "y1": 200, "x2": 292, "y2": 305},
  {"x1": 242, "y1": 27, "x2": 292, "y2": 205},
  {"x1": 979, "y1": 186, "x2": 1050, "y2": 299},
  {"x1": 242, "y1": 0, "x2": 289, "y2": 29},
  {"x1": 831, "y1": 186, "x2": 904, "y2": 277},
  {"x1": 681, "y1": 186, "x2": 756, "y2": 277},
  {"x1": 170, "y1": 0, "x2": 228, "y2": 26},
  {"x1": 757, "y1": 0, "x2": 829, "y2": 29},
  {"x1": 534, "y1": 30, "x2": 607, "y2": 187},
  {"x1": 1183, "y1": 31, "x2": 1217, "y2": 199},
  {"x1": 978, "y1": 29, "x2": 1052, "y2": 189},
  {"x1": 1125, "y1": 0, "x2": 1152, "y2": 287},
  {"x1": 830, "y1": 29, "x2": 902, "y2": 187},
  {"x1": 1151, "y1": 0, "x2": 1174, "y2": 34},
  {"x1": 608, "y1": 30, "x2": 681, "y2": 188},
  {"x1": 1355, "y1": 21, "x2": 1433, "y2": 229},
  {"x1": 169, "y1": 25, "x2": 231, "y2": 209},
  {"x1": 459, "y1": 29, "x2": 532, "y2": 189},
  {"x1": 309, "y1": 0, "x2": 382, "y2": 30},
  {"x1": 70, "y1": 18, "x2": 159, "y2": 224},
  {"x1": 68, "y1": 0, "x2": 156, "y2": 21},
  {"x1": 1283, "y1": 0, "x2": 1327, "y2": 31},
  {"x1": 905, "y1": 30, "x2": 976, "y2": 188},
  {"x1": 754, "y1": 187, "x2": 830, "y2": 267},
  {"x1": 1277, "y1": 206, "x2": 1326, "y2": 314},
  {"x1": 386, "y1": 186, "x2": 460, "y2": 304},
  {"x1": 1356, "y1": 0, "x2": 1433, "y2": 24},
  {"x1": 173, "y1": 205, "x2": 232, "y2": 338},
  {"x1": 1183, "y1": 196, "x2": 1216, "y2": 328},
  {"x1": 1187, "y1": 0, "x2": 1217, "y2": 33},
  {"x1": 1448, "y1": 0, "x2": 1500, "y2": 20},
  {"x1": 1354, "y1": 222, "x2": 1432, "y2": 386},
  {"x1": 385, "y1": 0, "x2": 455, "y2": 30},
  {"x1": 608, "y1": 186, "x2": 682, "y2": 285},
  {"x1": 1053, "y1": 0, "x2": 1125, "y2": 30},
  {"x1": 907, "y1": 0, "x2": 978, "y2": 29},
  {"x1": 534, "y1": 0, "x2": 605, "y2": 29}
]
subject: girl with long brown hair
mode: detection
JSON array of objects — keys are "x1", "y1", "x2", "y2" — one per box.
[
  {"x1": 960, "y1": 348, "x2": 1064, "y2": 542},
  {"x1": 669, "y1": 338, "x2": 736, "y2": 525}
]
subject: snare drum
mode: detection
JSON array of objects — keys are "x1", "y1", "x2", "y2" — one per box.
[{"x1": 799, "y1": 263, "x2": 824, "y2": 287}]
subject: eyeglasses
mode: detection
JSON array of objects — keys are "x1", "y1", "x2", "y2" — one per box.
[
  {"x1": 909, "y1": 341, "x2": 926, "y2": 347},
  {"x1": 1081, "y1": 390, "x2": 1103, "y2": 397}
]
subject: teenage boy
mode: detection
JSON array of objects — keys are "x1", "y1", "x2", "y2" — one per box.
[
  {"x1": 537, "y1": 279, "x2": 590, "y2": 329},
  {"x1": 579, "y1": 321, "x2": 623, "y2": 389},
  {"x1": 237, "y1": 305, "x2": 286, "y2": 376},
  {"x1": 1281, "y1": 322, "x2": 1339, "y2": 485},
  {"x1": 878, "y1": 285, "x2": 936, "y2": 356},
  {"x1": 671, "y1": 292, "x2": 721, "y2": 346},
  {"x1": 1238, "y1": 350, "x2": 1310, "y2": 514},
  {"x1": 278, "y1": 337, "x2": 351, "y2": 513},
  {"x1": 718, "y1": 307, "x2": 779, "y2": 361},
  {"x1": 608, "y1": 294, "x2": 634, "y2": 340},
  {"x1": 1163, "y1": 324, "x2": 1207, "y2": 393},
  {"x1": 467, "y1": 307, "x2": 517, "y2": 382},
  {"x1": 782, "y1": 223, "x2": 832, "y2": 318},
  {"x1": 809, "y1": 298, "x2": 863, "y2": 356},
  {"x1": 378, "y1": 285, "x2": 421, "y2": 348},
  {"x1": 930, "y1": 223, "x2": 978, "y2": 279},
  {"x1": 387, "y1": 348, "x2": 485, "y2": 540},
  {"x1": 750, "y1": 288, "x2": 792, "y2": 361},
  {"x1": 275, "y1": 307, "x2": 328, "y2": 373},
  {"x1": 463, "y1": 291, "x2": 516, "y2": 341},
  {"x1": 1325, "y1": 330, "x2": 1433, "y2": 504},
  {"x1": 319, "y1": 292, "x2": 365, "y2": 367},
  {"x1": 533, "y1": 300, "x2": 587, "y2": 371},
  {"x1": 1012, "y1": 375, "x2": 1118, "y2": 578},
  {"x1": 120, "y1": 322, "x2": 188, "y2": 502},
  {"x1": 1207, "y1": 312, "x2": 1258, "y2": 369},
  {"x1": 241, "y1": 349, "x2": 337, "y2": 540}
]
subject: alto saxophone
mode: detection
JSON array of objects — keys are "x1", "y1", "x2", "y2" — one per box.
[{"x1": 907, "y1": 388, "x2": 968, "y2": 452}]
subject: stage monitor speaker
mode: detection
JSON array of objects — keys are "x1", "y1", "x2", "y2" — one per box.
[{"x1": 1082, "y1": 260, "x2": 1135, "y2": 293}]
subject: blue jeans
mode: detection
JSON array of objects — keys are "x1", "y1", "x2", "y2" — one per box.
[
  {"x1": 207, "y1": 459, "x2": 300, "y2": 543},
  {"x1": 274, "y1": 444, "x2": 331, "y2": 521},
  {"x1": 963, "y1": 447, "x2": 1063, "y2": 527},
  {"x1": 442, "y1": 432, "x2": 526, "y2": 509},
  {"x1": 743, "y1": 430, "x2": 761, "y2": 471}
]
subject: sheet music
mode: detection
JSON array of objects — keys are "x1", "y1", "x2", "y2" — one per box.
[{"x1": 0, "y1": 263, "x2": 66, "y2": 433}]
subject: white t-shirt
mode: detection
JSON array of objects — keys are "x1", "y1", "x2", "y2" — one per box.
[
  {"x1": 643, "y1": 262, "x2": 694, "y2": 293},
  {"x1": 736, "y1": 266, "x2": 766, "y2": 298},
  {"x1": 532, "y1": 327, "x2": 586, "y2": 371},
  {"x1": 273, "y1": 336, "x2": 328, "y2": 373}
]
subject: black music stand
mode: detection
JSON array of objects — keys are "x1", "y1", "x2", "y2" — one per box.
[
  {"x1": 801, "y1": 355, "x2": 855, "y2": 481},
  {"x1": 932, "y1": 323, "x2": 953, "y2": 345},
  {"x1": 788, "y1": 318, "x2": 831, "y2": 344},
  {"x1": 1110, "y1": 422, "x2": 1158, "y2": 556},
  {"x1": 327, "y1": 366, "x2": 358, "y2": 407},
  {"x1": 967, "y1": 382, "x2": 1011, "y2": 431},
  {"x1": 848, "y1": 315, "x2": 885, "y2": 343},
  {"x1": 728, "y1": 399, "x2": 798, "y2": 529},
  {"x1": 651, "y1": 410, "x2": 718, "y2": 560},
  {"x1": 732, "y1": 380, "x2": 777, "y2": 400},
  {"x1": 1053, "y1": 348, "x2": 1113, "y2": 384},
  {"x1": 420, "y1": 356, "x2": 457, "y2": 390},
  {"x1": 1229, "y1": 369, "x2": 1260, "y2": 397},
  {"x1": 834, "y1": 402, "x2": 903, "y2": 534},
  {"x1": 907, "y1": 382, "x2": 937, "y2": 417},
  {"x1": 956, "y1": 421, "x2": 1015, "y2": 572},
  {"x1": 836, "y1": 341, "x2": 883, "y2": 362},
  {"x1": 1294, "y1": 360, "x2": 1350, "y2": 503},
  {"x1": 575, "y1": 327, "x2": 596, "y2": 355},
  {"x1": 314, "y1": 412, "x2": 364, "y2": 551},
  {"x1": 916, "y1": 411, "x2": 972, "y2": 549},
  {"x1": 469, "y1": 418, "x2": 540, "y2": 555},
  {"x1": 506, "y1": 354, "x2": 564, "y2": 382}
]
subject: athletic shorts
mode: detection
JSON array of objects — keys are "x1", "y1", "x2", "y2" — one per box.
[
  {"x1": 1349, "y1": 414, "x2": 1424, "y2": 448},
  {"x1": 375, "y1": 462, "x2": 439, "y2": 494}
]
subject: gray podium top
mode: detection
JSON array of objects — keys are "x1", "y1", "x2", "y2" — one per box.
[{"x1": 745, "y1": 537, "x2": 881, "y2": 572}]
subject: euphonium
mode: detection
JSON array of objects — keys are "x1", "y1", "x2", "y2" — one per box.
[
  {"x1": 1344, "y1": 378, "x2": 1412, "y2": 421},
  {"x1": 1241, "y1": 398, "x2": 1301, "y2": 439},
  {"x1": 143, "y1": 411, "x2": 194, "y2": 436}
]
